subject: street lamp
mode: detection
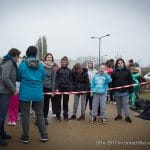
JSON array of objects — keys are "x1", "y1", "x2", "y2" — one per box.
[{"x1": 91, "y1": 34, "x2": 110, "y2": 65}]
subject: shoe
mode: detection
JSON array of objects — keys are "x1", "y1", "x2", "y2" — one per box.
[
  {"x1": 69, "y1": 115, "x2": 76, "y2": 120},
  {"x1": 20, "y1": 136, "x2": 30, "y2": 144},
  {"x1": 102, "y1": 118, "x2": 107, "y2": 124},
  {"x1": 41, "y1": 135, "x2": 48, "y2": 142},
  {"x1": 1, "y1": 132, "x2": 12, "y2": 140},
  {"x1": 113, "y1": 102, "x2": 117, "y2": 104},
  {"x1": 125, "y1": 116, "x2": 132, "y2": 123},
  {"x1": 8, "y1": 122, "x2": 12, "y2": 126},
  {"x1": 64, "y1": 117, "x2": 69, "y2": 120},
  {"x1": 0, "y1": 138, "x2": 7, "y2": 146},
  {"x1": 77, "y1": 115, "x2": 85, "y2": 121},
  {"x1": 90, "y1": 117, "x2": 96, "y2": 123},
  {"x1": 52, "y1": 114, "x2": 56, "y2": 118},
  {"x1": 56, "y1": 117, "x2": 62, "y2": 121},
  {"x1": 44, "y1": 119, "x2": 49, "y2": 125},
  {"x1": 12, "y1": 122, "x2": 16, "y2": 126},
  {"x1": 114, "y1": 115, "x2": 122, "y2": 120}
]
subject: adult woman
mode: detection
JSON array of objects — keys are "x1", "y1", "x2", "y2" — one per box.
[
  {"x1": 0, "y1": 48, "x2": 20, "y2": 146},
  {"x1": 18, "y1": 46, "x2": 48, "y2": 144},
  {"x1": 43, "y1": 53, "x2": 56, "y2": 124}
]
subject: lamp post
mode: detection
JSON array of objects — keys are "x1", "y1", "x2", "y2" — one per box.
[{"x1": 91, "y1": 34, "x2": 110, "y2": 65}]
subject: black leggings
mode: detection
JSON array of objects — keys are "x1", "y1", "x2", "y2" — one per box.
[{"x1": 43, "y1": 88, "x2": 55, "y2": 118}]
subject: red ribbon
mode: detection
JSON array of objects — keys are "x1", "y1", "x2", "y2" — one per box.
[{"x1": 44, "y1": 81, "x2": 150, "y2": 95}]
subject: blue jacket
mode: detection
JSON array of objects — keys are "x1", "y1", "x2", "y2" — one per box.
[
  {"x1": 18, "y1": 57, "x2": 46, "y2": 101},
  {"x1": 91, "y1": 72, "x2": 112, "y2": 94}
]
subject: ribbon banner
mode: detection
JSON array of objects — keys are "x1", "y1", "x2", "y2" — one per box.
[{"x1": 44, "y1": 81, "x2": 150, "y2": 95}]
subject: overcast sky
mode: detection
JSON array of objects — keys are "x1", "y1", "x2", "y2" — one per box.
[{"x1": 0, "y1": 0, "x2": 150, "y2": 66}]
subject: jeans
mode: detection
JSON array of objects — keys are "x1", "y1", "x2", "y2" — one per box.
[
  {"x1": 0, "y1": 94, "x2": 10, "y2": 135},
  {"x1": 73, "y1": 94, "x2": 86, "y2": 116}
]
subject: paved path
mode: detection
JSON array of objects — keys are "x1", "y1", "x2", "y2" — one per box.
[{"x1": 2, "y1": 96, "x2": 150, "y2": 150}]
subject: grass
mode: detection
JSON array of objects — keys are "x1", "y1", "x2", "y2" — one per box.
[{"x1": 139, "y1": 93, "x2": 150, "y2": 101}]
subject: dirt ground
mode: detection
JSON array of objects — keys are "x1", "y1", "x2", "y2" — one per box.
[{"x1": 1, "y1": 96, "x2": 150, "y2": 150}]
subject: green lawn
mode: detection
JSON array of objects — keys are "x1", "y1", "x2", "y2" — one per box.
[{"x1": 139, "y1": 93, "x2": 150, "y2": 101}]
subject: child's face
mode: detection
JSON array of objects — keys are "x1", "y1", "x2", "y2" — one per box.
[
  {"x1": 99, "y1": 65, "x2": 106, "y2": 74},
  {"x1": 61, "y1": 60, "x2": 67, "y2": 67},
  {"x1": 117, "y1": 60, "x2": 124, "y2": 68},
  {"x1": 88, "y1": 62, "x2": 93, "y2": 69}
]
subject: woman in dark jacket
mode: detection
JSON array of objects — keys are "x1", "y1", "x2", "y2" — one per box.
[
  {"x1": 70, "y1": 63, "x2": 90, "y2": 121},
  {"x1": 111, "y1": 58, "x2": 133, "y2": 123}
]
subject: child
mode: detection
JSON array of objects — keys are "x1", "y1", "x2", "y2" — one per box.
[
  {"x1": 111, "y1": 58, "x2": 133, "y2": 123},
  {"x1": 70, "y1": 63, "x2": 90, "y2": 121},
  {"x1": 55, "y1": 56, "x2": 72, "y2": 120},
  {"x1": 85, "y1": 60, "x2": 97, "y2": 114},
  {"x1": 91, "y1": 64, "x2": 112, "y2": 124},
  {"x1": 7, "y1": 82, "x2": 20, "y2": 126}
]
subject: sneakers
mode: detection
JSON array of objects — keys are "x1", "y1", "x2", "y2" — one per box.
[
  {"x1": 20, "y1": 136, "x2": 30, "y2": 144},
  {"x1": 8, "y1": 121, "x2": 16, "y2": 126},
  {"x1": 12, "y1": 122, "x2": 16, "y2": 126},
  {"x1": 56, "y1": 117, "x2": 62, "y2": 121},
  {"x1": 102, "y1": 118, "x2": 107, "y2": 124},
  {"x1": 41, "y1": 136, "x2": 48, "y2": 142},
  {"x1": 64, "y1": 117, "x2": 69, "y2": 120},
  {"x1": 125, "y1": 116, "x2": 132, "y2": 123},
  {"x1": 1, "y1": 132, "x2": 12, "y2": 140},
  {"x1": 69, "y1": 115, "x2": 76, "y2": 120},
  {"x1": 90, "y1": 117, "x2": 96, "y2": 123},
  {"x1": 52, "y1": 114, "x2": 56, "y2": 118},
  {"x1": 8, "y1": 122, "x2": 12, "y2": 126},
  {"x1": 114, "y1": 115, "x2": 122, "y2": 120},
  {"x1": 77, "y1": 115, "x2": 85, "y2": 121},
  {"x1": 0, "y1": 138, "x2": 7, "y2": 146}
]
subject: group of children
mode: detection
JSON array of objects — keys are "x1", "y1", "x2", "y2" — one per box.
[{"x1": 7, "y1": 54, "x2": 134, "y2": 127}]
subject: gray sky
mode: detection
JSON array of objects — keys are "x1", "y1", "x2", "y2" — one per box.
[{"x1": 0, "y1": 0, "x2": 150, "y2": 66}]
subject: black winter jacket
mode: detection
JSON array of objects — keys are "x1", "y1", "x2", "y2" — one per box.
[
  {"x1": 55, "y1": 67, "x2": 72, "y2": 91},
  {"x1": 111, "y1": 68, "x2": 133, "y2": 93},
  {"x1": 72, "y1": 68, "x2": 90, "y2": 92}
]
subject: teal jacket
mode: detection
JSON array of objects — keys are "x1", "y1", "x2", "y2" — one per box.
[
  {"x1": 91, "y1": 72, "x2": 112, "y2": 94},
  {"x1": 18, "y1": 57, "x2": 45, "y2": 101}
]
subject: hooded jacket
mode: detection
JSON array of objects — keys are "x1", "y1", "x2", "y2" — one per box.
[
  {"x1": 87, "y1": 61, "x2": 97, "y2": 82},
  {"x1": 91, "y1": 72, "x2": 112, "y2": 94},
  {"x1": 0, "y1": 54, "x2": 17, "y2": 94},
  {"x1": 72, "y1": 68, "x2": 90, "y2": 91},
  {"x1": 18, "y1": 57, "x2": 45, "y2": 101}
]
